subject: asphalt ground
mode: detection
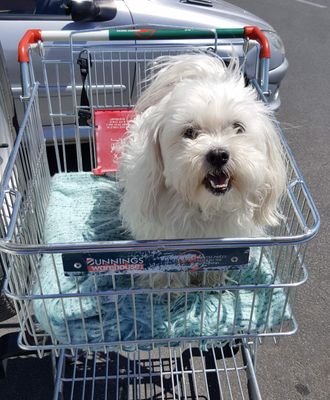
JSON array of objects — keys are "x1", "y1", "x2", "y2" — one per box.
[
  {"x1": 0, "y1": 0, "x2": 329, "y2": 399},
  {"x1": 232, "y1": 0, "x2": 330, "y2": 399}
]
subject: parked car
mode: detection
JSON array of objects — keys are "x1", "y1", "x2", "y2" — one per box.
[{"x1": 0, "y1": 0, "x2": 287, "y2": 115}]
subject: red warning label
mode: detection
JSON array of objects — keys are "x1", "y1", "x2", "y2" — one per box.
[{"x1": 93, "y1": 109, "x2": 134, "y2": 175}]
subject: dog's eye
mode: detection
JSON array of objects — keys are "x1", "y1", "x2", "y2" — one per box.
[
  {"x1": 183, "y1": 127, "x2": 198, "y2": 140},
  {"x1": 232, "y1": 122, "x2": 245, "y2": 134}
]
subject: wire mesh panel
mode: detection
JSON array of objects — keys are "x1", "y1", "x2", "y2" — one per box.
[{"x1": 53, "y1": 341, "x2": 259, "y2": 400}]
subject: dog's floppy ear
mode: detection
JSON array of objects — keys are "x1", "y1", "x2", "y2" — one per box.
[
  {"x1": 253, "y1": 117, "x2": 287, "y2": 227},
  {"x1": 117, "y1": 111, "x2": 165, "y2": 238},
  {"x1": 119, "y1": 57, "x2": 190, "y2": 237}
]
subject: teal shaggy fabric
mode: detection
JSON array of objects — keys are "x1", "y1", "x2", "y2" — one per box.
[{"x1": 32, "y1": 172, "x2": 291, "y2": 348}]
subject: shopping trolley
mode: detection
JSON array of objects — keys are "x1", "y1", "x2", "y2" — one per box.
[{"x1": 0, "y1": 26, "x2": 319, "y2": 399}]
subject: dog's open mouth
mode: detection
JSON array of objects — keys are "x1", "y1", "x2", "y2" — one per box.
[{"x1": 203, "y1": 171, "x2": 231, "y2": 195}]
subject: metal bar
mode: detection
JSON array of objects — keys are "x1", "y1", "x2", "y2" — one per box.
[
  {"x1": 52, "y1": 349, "x2": 66, "y2": 400},
  {"x1": 188, "y1": 344, "x2": 200, "y2": 398},
  {"x1": 4, "y1": 191, "x2": 21, "y2": 241},
  {"x1": 20, "y1": 62, "x2": 32, "y2": 98},
  {"x1": 220, "y1": 345, "x2": 235, "y2": 399},
  {"x1": 230, "y1": 344, "x2": 246, "y2": 399},
  {"x1": 39, "y1": 28, "x2": 245, "y2": 42},
  {"x1": 15, "y1": 319, "x2": 298, "y2": 352},
  {"x1": 4, "y1": 276, "x2": 308, "y2": 303},
  {"x1": 168, "y1": 346, "x2": 178, "y2": 400},
  {"x1": 241, "y1": 343, "x2": 262, "y2": 400},
  {"x1": 0, "y1": 229, "x2": 320, "y2": 254}
]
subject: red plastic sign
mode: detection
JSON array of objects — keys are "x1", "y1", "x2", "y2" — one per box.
[{"x1": 93, "y1": 109, "x2": 134, "y2": 175}]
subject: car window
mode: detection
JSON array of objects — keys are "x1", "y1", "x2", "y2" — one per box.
[{"x1": 0, "y1": 0, "x2": 68, "y2": 17}]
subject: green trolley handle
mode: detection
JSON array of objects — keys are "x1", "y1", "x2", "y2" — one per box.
[
  {"x1": 18, "y1": 26, "x2": 270, "y2": 63},
  {"x1": 18, "y1": 26, "x2": 270, "y2": 96}
]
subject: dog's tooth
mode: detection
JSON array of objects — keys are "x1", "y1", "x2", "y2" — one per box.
[{"x1": 210, "y1": 180, "x2": 228, "y2": 189}]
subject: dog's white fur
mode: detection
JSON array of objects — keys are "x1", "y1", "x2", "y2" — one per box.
[{"x1": 117, "y1": 54, "x2": 286, "y2": 287}]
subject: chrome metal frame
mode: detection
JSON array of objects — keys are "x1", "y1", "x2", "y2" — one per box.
[{"x1": 0, "y1": 26, "x2": 320, "y2": 399}]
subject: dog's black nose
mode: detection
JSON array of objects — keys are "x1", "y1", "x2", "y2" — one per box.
[{"x1": 206, "y1": 149, "x2": 229, "y2": 168}]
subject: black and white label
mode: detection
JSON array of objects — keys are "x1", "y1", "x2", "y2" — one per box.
[{"x1": 62, "y1": 247, "x2": 250, "y2": 276}]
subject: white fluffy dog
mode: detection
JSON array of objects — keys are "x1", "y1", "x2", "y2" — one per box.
[{"x1": 117, "y1": 53, "x2": 286, "y2": 287}]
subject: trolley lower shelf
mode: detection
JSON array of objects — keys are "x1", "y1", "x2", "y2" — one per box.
[{"x1": 53, "y1": 341, "x2": 261, "y2": 400}]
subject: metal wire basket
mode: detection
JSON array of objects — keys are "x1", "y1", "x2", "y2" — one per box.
[{"x1": 0, "y1": 27, "x2": 319, "y2": 361}]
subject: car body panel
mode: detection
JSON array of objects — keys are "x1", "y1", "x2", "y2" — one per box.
[
  {"x1": 0, "y1": 0, "x2": 288, "y2": 125},
  {"x1": 124, "y1": 0, "x2": 285, "y2": 71},
  {"x1": 0, "y1": 1, "x2": 133, "y2": 99},
  {"x1": 0, "y1": 1, "x2": 133, "y2": 125}
]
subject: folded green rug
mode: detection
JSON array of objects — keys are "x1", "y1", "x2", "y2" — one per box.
[{"x1": 33, "y1": 172, "x2": 290, "y2": 348}]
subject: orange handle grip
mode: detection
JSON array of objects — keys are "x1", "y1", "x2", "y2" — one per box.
[
  {"x1": 244, "y1": 26, "x2": 270, "y2": 59},
  {"x1": 18, "y1": 29, "x2": 42, "y2": 62}
]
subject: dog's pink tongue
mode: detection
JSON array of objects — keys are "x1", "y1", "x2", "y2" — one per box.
[{"x1": 210, "y1": 173, "x2": 227, "y2": 185}]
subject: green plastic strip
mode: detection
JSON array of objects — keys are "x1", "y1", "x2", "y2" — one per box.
[{"x1": 108, "y1": 28, "x2": 245, "y2": 41}]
